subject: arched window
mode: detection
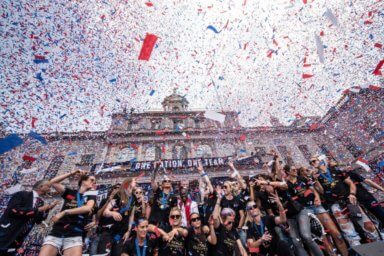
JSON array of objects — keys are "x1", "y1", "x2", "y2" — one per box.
[
  {"x1": 144, "y1": 145, "x2": 162, "y2": 161},
  {"x1": 196, "y1": 144, "x2": 213, "y2": 158},
  {"x1": 216, "y1": 143, "x2": 235, "y2": 157},
  {"x1": 173, "y1": 145, "x2": 188, "y2": 159},
  {"x1": 116, "y1": 147, "x2": 136, "y2": 162}
]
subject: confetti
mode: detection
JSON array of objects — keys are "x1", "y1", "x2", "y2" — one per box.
[
  {"x1": 28, "y1": 131, "x2": 47, "y2": 145},
  {"x1": 0, "y1": 0, "x2": 381, "y2": 134},
  {"x1": 207, "y1": 25, "x2": 221, "y2": 34},
  {"x1": 315, "y1": 34, "x2": 325, "y2": 63},
  {"x1": 204, "y1": 110, "x2": 225, "y2": 123},
  {"x1": 372, "y1": 60, "x2": 384, "y2": 76},
  {"x1": 138, "y1": 34, "x2": 158, "y2": 61}
]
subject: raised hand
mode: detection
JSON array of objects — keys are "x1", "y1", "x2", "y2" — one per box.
[
  {"x1": 261, "y1": 231, "x2": 272, "y2": 242},
  {"x1": 197, "y1": 160, "x2": 204, "y2": 173}
]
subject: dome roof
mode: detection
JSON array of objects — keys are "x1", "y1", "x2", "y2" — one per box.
[{"x1": 161, "y1": 89, "x2": 189, "y2": 111}]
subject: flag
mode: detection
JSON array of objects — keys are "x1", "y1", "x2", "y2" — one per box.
[
  {"x1": 0, "y1": 134, "x2": 24, "y2": 155},
  {"x1": 23, "y1": 155, "x2": 36, "y2": 162},
  {"x1": 28, "y1": 131, "x2": 47, "y2": 145},
  {"x1": 302, "y1": 73, "x2": 314, "y2": 79},
  {"x1": 356, "y1": 158, "x2": 371, "y2": 172}
]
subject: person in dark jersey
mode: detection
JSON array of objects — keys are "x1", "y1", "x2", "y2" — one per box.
[
  {"x1": 103, "y1": 177, "x2": 137, "y2": 256},
  {"x1": 245, "y1": 199, "x2": 291, "y2": 256},
  {"x1": 122, "y1": 218, "x2": 159, "y2": 256},
  {"x1": 150, "y1": 207, "x2": 188, "y2": 256},
  {"x1": 39, "y1": 170, "x2": 96, "y2": 256},
  {"x1": 213, "y1": 194, "x2": 247, "y2": 256},
  {"x1": 186, "y1": 212, "x2": 216, "y2": 256}
]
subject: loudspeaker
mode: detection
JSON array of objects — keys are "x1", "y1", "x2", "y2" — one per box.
[{"x1": 349, "y1": 241, "x2": 384, "y2": 256}]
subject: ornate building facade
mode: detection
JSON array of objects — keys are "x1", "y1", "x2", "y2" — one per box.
[{"x1": 0, "y1": 88, "x2": 383, "y2": 189}]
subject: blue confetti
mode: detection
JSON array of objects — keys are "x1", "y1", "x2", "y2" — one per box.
[{"x1": 207, "y1": 25, "x2": 221, "y2": 34}]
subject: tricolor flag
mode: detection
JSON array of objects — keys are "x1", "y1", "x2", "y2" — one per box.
[{"x1": 356, "y1": 158, "x2": 371, "y2": 172}]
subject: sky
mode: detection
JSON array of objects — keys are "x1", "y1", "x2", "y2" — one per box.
[{"x1": 0, "y1": 0, "x2": 383, "y2": 133}]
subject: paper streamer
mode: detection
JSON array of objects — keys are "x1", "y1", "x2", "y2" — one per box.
[
  {"x1": 207, "y1": 25, "x2": 221, "y2": 34},
  {"x1": 138, "y1": 34, "x2": 158, "y2": 61},
  {"x1": 324, "y1": 8, "x2": 339, "y2": 26},
  {"x1": 372, "y1": 60, "x2": 383, "y2": 76},
  {"x1": 315, "y1": 34, "x2": 325, "y2": 63},
  {"x1": 28, "y1": 131, "x2": 47, "y2": 145},
  {"x1": 204, "y1": 110, "x2": 225, "y2": 123}
]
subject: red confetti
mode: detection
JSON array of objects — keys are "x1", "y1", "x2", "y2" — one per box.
[
  {"x1": 369, "y1": 85, "x2": 381, "y2": 91},
  {"x1": 372, "y1": 60, "x2": 383, "y2": 76},
  {"x1": 239, "y1": 134, "x2": 246, "y2": 141},
  {"x1": 364, "y1": 20, "x2": 373, "y2": 25},
  {"x1": 130, "y1": 143, "x2": 139, "y2": 150},
  {"x1": 138, "y1": 34, "x2": 158, "y2": 61},
  {"x1": 34, "y1": 55, "x2": 46, "y2": 60},
  {"x1": 145, "y1": 2, "x2": 153, "y2": 7},
  {"x1": 302, "y1": 73, "x2": 314, "y2": 79},
  {"x1": 23, "y1": 155, "x2": 36, "y2": 162},
  {"x1": 31, "y1": 117, "x2": 37, "y2": 128},
  {"x1": 374, "y1": 43, "x2": 382, "y2": 49},
  {"x1": 83, "y1": 119, "x2": 90, "y2": 124}
]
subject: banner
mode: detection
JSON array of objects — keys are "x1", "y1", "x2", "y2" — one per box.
[{"x1": 91, "y1": 155, "x2": 261, "y2": 174}]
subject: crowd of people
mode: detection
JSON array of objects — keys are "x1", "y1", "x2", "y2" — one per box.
[{"x1": 1, "y1": 150, "x2": 384, "y2": 256}]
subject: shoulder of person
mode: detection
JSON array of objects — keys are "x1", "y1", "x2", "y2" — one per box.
[{"x1": 14, "y1": 190, "x2": 29, "y2": 198}]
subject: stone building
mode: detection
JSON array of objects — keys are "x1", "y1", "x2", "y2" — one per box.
[{"x1": 0, "y1": 88, "x2": 383, "y2": 189}]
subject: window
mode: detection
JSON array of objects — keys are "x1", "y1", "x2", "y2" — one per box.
[
  {"x1": 276, "y1": 146, "x2": 288, "y2": 162},
  {"x1": 195, "y1": 144, "x2": 213, "y2": 158},
  {"x1": 254, "y1": 147, "x2": 266, "y2": 157},
  {"x1": 173, "y1": 119, "x2": 184, "y2": 131},
  {"x1": 117, "y1": 147, "x2": 136, "y2": 162},
  {"x1": 298, "y1": 145, "x2": 311, "y2": 160},
  {"x1": 194, "y1": 119, "x2": 201, "y2": 129},
  {"x1": 80, "y1": 154, "x2": 95, "y2": 166},
  {"x1": 145, "y1": 146, "x2": 162, "y2": 161},
  {"x1": 173, "y1": 145, "x2": 188, "y2": 159},
  {"x1": 217, "y1": 143, "x2": 236, "y2": 157},
  {"x1": 152, "y1": 119, "x2": 161, "y2": 130},
  {"x1": 44, "y1": 156, "x2": 65, "y2": 180}
]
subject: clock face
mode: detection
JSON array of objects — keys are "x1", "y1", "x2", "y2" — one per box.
[{"x1": 195, "y1": 144, "x2": 213, "y2": 158}]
